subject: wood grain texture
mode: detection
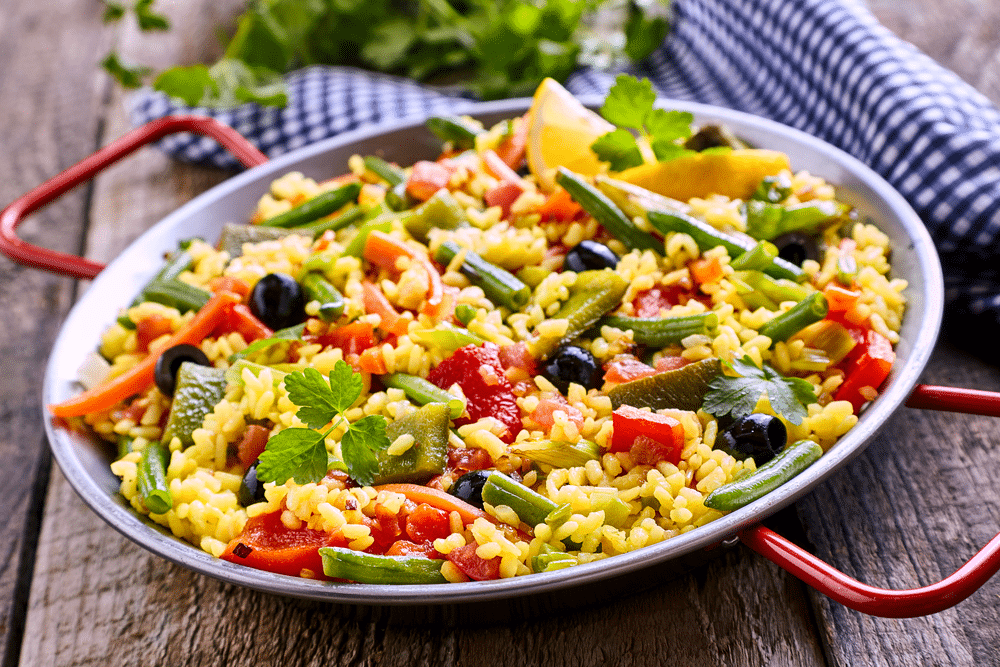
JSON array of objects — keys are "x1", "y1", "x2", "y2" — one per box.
[{"x1": 6, "y1": 0, "x2": 1000, "y2": 666}]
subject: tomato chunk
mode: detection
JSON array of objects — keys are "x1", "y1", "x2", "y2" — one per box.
[
  {"x1": 309, "y1": 320, "x2": 377, "y2": 356},
  {"x1": 427, "y1": 343, "x2": 522, "y2": 443},
  {"x1": 237, "y1": 424, "x2": 271, "y2": 470},
  {"x1": 530, "y1": 396, "x2": 585, "y2": 431},
  {"x1": 633, "y1": 284, "x2": 708, "y2": 316},
  {"x1": 610, "y1": 405, "x2": 684, "y2": 464},
  {"x1": 447, "y1": 447, "x2": 494, "y2": 475},
  {"x1": 483, "y1": 181, "x2": 525, "y2": 218},
  {"x1": 135, "y1": 314, "x2": 174, "y2": 352},
  {"x1": 405, "y1": 503, "x2": 453, "y2": 544},
  {"x1": 406, "y1": 160, "x2": 453, "y2": 201},
  {"x1": 386, "y1": 540, "x2": 442, "y2": 559},
  {"x1": 445, "y1": 543, "x2": 501, "y2": 581},
  {"x1": 603, "y1": 355, "x2": 658, "y2": 385},
  {"x1": 220, "y1": 510, "x2": 332, "y2": 578}
]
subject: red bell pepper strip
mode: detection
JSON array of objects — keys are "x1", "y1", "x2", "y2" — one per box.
[
  {"x1": 406, "y1": 160, "x2": 453, "y2": 201},
  {"x1": 220, "y1": 509, "x2": 343, "y2": 578},
  {"x1": 50, "y1": 290, "x2": 241, "y2": 418},
  {"x1": 609, "y1": 404, "x2": 684, "y2": 465},
  {"x1": 222, "y1": 303, "x2": 273, "y2": 343},
  {"x1": 834, "y1": 329, "x2": 895, "y2": 413},
  {"x1": 361, "y1": 279, "x2": 411, "y2": 336},
  {"x1": 492, "y1": 113, "x2": 529, "y2": 170},
  {"x1": 363, "y1": 230, "x2": 443, "y2": 312}
]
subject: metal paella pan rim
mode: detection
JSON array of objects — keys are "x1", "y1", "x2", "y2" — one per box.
[{"x1": 42, "y1": 97, "x2": 944, "y2": 605}]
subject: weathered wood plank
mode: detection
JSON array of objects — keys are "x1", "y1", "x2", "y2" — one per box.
[{"x1": 0, "y1": 0, "x2": 114, "y2": 663}]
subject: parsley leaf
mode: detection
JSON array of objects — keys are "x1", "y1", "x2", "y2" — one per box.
[
  {"x1": 255, "y1": 361, "x2": 389, "y2": 487},
  {"x1": 592, "y1": 74, "x2": 697, "y2": 169},
  {"x1": 702, "y1": 354, "x2": 817, "y2": 425}
]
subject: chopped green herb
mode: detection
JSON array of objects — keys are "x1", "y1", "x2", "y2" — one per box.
[
  {"x1": 702, "y1": 354, "x2": 816, "y2": 425},
  {"x1": 256, "y1": 362, "x2": 390, "y2": 486}
]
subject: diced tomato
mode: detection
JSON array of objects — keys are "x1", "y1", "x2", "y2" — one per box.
[
  {"x1": 207, "y1": 275, "x2": 250, "y2": 298},
  {"x1": 689, "y1": 256, "x2": 724, "y2": 286},
  {"x1": 427, "y1": 343, "x2": 522, "y2": 443},
  {"x1": 530, "y1": 396, "x2": 585, "y2": 431},
  {"x1": 405, "y1": 503, "x2": 453, "y2": 544},
  {"x1": 237, "y1": 424, "x2": 271, "y2": 470},
  {"x1": 386, "y1": 540, "x2": 442, "y2": 559},
  {"x1": 135, "y1": 314, "x2": 174, "y2": 352},
  {"x1": 498, "y1": 342, "x2": 537, "y2": 382},
  {"x1": 483, "y1": 181, "x2": 525, "y2": 218},
  {"x1": 447, "y1": 447, "x2": 494, "y2": 475},
  {"x1": 610, "y1": 405, "x2": 684, "y2": 464},
  {"x1": 824, "y1": 284, "x2": 862, "y2": 314},
  {"x1": 632, "y1": 284, "x2": 708, "y2": 316},
  {"x1": 309, "y1": 320, "x2": 377, "y2": 356},
  {"x1": 367, "y1": 499, "x2": 412, "y2": 552},
  {"x1": 406, "y1": 160, "x2": 453, "y2": 201},
  {"x1": 537, "y1": 187, "x2": 583, "y2": 223},
  {"x1": 834, "y1": 329, "x2": 895, "y2": 413},
  {"x1": 220, "y1": 510, "x2": 333, "y2": 578},
  {"x1": 603, "y1": 355, "x2": 658, "y2": 385},
  {"x1": 654, "y1": 356, "x2": 690, "y2": 372},
  {"x1": 445, "y1": 542, "x2": 501, "y2": 581},
  {"x1": 493, "y1": 113, "x2": 529, "y2": 170},
  {"x1": 357, "y1": 346, "x2": 388, "y2": 375}
]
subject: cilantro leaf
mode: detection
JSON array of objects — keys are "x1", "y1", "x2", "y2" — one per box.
[
  {"x1": 285, "y1": 363, "x2": 362, "y2": 430},
  {"x1": 340, "y1": 415, "x2": 389, "y2": 487},
  {"x1": 591, "y1": 128, "x2": 645, "y2": 172},
  {"x1": 702, "y1": 354, "x2": 817, "y2": 425},
  {"x1": 646, "y1": 109, "x2": 693, "y2": 142},
  {"x1": 256, "y1": 428, "x2": 329, "y2": 485},
  {"x1": 599, "y1": 74, "x2": 657, "y2": 130}
]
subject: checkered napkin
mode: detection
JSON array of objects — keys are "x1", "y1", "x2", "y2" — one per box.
[{"x1": 131, "y1": 0, "x2": 1000, "y2": 359}]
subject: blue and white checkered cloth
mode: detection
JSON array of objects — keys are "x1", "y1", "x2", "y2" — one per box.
[{"x1": 131, "y1": 0, "x2": 1000, "y2": 359}]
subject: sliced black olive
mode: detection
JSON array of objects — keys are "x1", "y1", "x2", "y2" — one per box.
[
  {"x1": 154, "y1": 344, "x2": 211, "y2": 396},
  {"x1": 248, "y1": 272, "x2": 307, "y2": 330},
  {"x1": 450, "y1": 470, "x2": 492, "y2": 509},
  {"x1": 716, "y1": 413, "x2": 787, "y2": 465},
  {"x1": 772, "y1": 232, "x2": 819, "y2": 267},
  {"x1": 542, "y1": 345, "x2": 601, "y2": 394},
  {"x1": 238, "y1": 461, "x2": 267, "y2": 506},
  {"x1": 563, "y1": 240, "x2": 620, "y2": 273},
  {"x1": 684, "y1": 124, "x2": 750, "y2": 151}
]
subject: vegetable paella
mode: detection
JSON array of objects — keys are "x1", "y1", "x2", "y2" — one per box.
[{"x1": 50, "y1": 76, "x2": 906, "y2": 584}]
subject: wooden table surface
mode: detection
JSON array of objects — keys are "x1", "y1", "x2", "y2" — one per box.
[{"x1": 2, "y1": 1, "x2": 999, "y2": 665}]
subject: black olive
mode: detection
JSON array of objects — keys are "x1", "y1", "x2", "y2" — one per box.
[
  {"x1": 248, "y1": 272, "x2": 307, "y2": 330},
  {"x1": 238, "y1": 461, "x2": 267, "y2": 506},
  {"x1": 450, "y1": 470, "x2": 492, "y2": 508},
  {"x1": 716, "y1": 413, "x2": 787, "y2": 465},
  {"x1": 542, "y1": 345, "x2": 601, "y2": 394},
  {"x1": 154, "y1": 344, "x2": 211, "y2": 396},
  {"x1": 684, "y1": 124, "x2": 750, "y2": 151},
  {"x1": 563, "y1": 240, "x2": 620, "y2": 273},
  {"x1": 772, "y1": 232, "x2": 819, "y2": 267}
]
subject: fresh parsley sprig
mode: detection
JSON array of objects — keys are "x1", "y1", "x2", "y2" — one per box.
[
  {"x1": 702, "y1": 353, "x2": 817, "y2": 426},
  {"x1": 256, "y1": 361, "x2": 389, "y2": 487},
  {"x1": 591, "y1": 74, "x2": 696, "y2": 171}
]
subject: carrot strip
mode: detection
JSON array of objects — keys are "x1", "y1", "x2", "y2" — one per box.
[
  {"x1": 363, "y1": 230, "x2": 443, "y2": 309},
  {"x1": 374, "y1": 483, "x2": 490, "y2": 525},
  {"x1": 361, "y1": 280, "x2": 411, "y2": 336},
  {"x1": 50, "y1": 291, "x2": 242, "y2": 418}
]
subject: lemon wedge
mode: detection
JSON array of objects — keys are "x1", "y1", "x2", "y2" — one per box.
[{"x1": 526, "y1": 77, "x2": 615, "y2": 191}]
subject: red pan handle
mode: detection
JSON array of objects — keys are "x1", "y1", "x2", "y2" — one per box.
[
  {"x1": 0, "y1": 116, "x2": 268, "y2": 280},
  {"x1": 742, "y1": 383, "x2": 1000, "y2": 617}
]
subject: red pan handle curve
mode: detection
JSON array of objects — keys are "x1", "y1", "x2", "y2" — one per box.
[
  {"x1": 743, "y1": 382, "x2": 1000, "y2": 617},
  {"x1": 0, "y1": 116, "x2": 268, "y2": 280}
]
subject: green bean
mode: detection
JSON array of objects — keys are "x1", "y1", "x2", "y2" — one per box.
[
  {"x1": 362, "y1": 155, "x2": 406, "y2": 186},
  {"x1": 734, "y1": 270, "x2": 811, "y2": 304},
  {"x1": 531, "y1": 269, "x2": 628, "y2": 359},
  {"x1": 531, "y1": 544, "x2": 576, "y2": 573},
  {"x1": 744, "y1": 200, "x2": 849, "y2": 241},
  {"x1": 729, "y1": 240, "x2": 778, "y2": 271},
  {"x1": 293, "y1": 204, "x2": 365, "y2": 237},
  {"x1": 130, "y1": 247, "x2": 195, "y2": 307},
  {"x1": 598, "y1": 312, "x2": 719, "y2": 347},
  {"x1": 425, "y1": 116, "x2": 482, "y2": 150},
  {"x1": 434, "y1": 241, "x2": 531, "y2": 311},
  {"x1": 409, "y1": 323, "x2": 486, "y2": 352},
  {"x1": 259, "y1": 182, "x2": 362, "y2": 228},
  {"x1": 647, "y1": 210, "x2": 805, "y2": 282},
  {"x1": 703, "y1": 439, "x2": 823, "y2": 511},
  {"x1": 751, "y1": 173, "x2": 793, "y2": 203},
  {"x1": 141, "y1": 279, "x2": 211, "y2": 313},
  {"x1": 595, "y1": 175, "x2": 690, "y2": 222},
  {"x1": 454, "y1": 303, "x2": 477, "y2": 326},
  {"x1": 138, "y1": 441, "x2": 172, "y2": 515},
  {"x1": 300, "y1": 272, "x2": 345, "y2": 322},
  {"x1": 403, "y1": 189, "x2": 467, "y2": 241},
  {"x1": 383, "y1": 373, "x2": 464, "y2": 419},
  {"x1": 481, "y1": 471, "x2": 562, "y2": 528},
  {"x1": 319, "y1": 546, "x2": 447, "y2": 584},
  {"x1": 556, "y1": 168, "x2": 662, "y2": 253},
  {"x1": 757, "y1": 292, "x2": 828, "y2": 344},
  {"x1": 117, "y1": 436, "x2": 135, "y2": 460}
]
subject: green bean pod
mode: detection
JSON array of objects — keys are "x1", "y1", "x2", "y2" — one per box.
[
  {"x1": 531, "y1": 544, "x2": 576, "y2": 573},
  {"x1": 531, "y1": 269, "x2": 628, "y2": 359},
  {"x1": 598, "y1": 312, "x2": 719, "y2": 347},
  {"x1": 138, "y1": 441, "x2": 172, "y2": 515},
  {"x1": 744, "y1": 199, "x2": 849, "y2": 241},
  {"x1": 757, "y1": 292, "x2": 828, "y2": 344},
  {"x1": 383, "y1": 373, "x2": 465, "y2": 419},
  {"x1": 319, "y1": 546, "x2": 447, "y2": 584},
  {"x1": 703, "y1": 439, "x2": 824, "y2": 511},
  {"x1": 362, "y1": 155, "x2": 406, "y2": 186},
  {"x1": 647, "y1": 210, "x2": 805, "y2": 282},
  {"x1": 425, "y1": 116, "x2": 482, "y2": 150},
  {"x1": 259, "y1": 182, "x2": 362, "y2": 228},
  {"x1": 409, "y1": 323, "x2": 486, "y2": 353},
  {"x1": 293, "y1": 204, "x2": 366, "y2": 238},
  {"x1": 300, "y1": 272, "x2": 346, "y2": 322},
  {"x1": 141, "y1": 279, "x2": 211, "y2": 313},
  {"x1": 434, "y1": 241, "x2": 531, "y2": 311},
  {"x1": 131, "y1": 246, "x2": 195, "y2": 307},
  {"x1": 343, "y1": 217, "x2": 396, "y2": 257},
  {"x1": 556, "y1": 168, "x2": 662, "y2": 253},
  {"x1": 481, "y1": 471, "x2": 560, "y2": 529}
]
